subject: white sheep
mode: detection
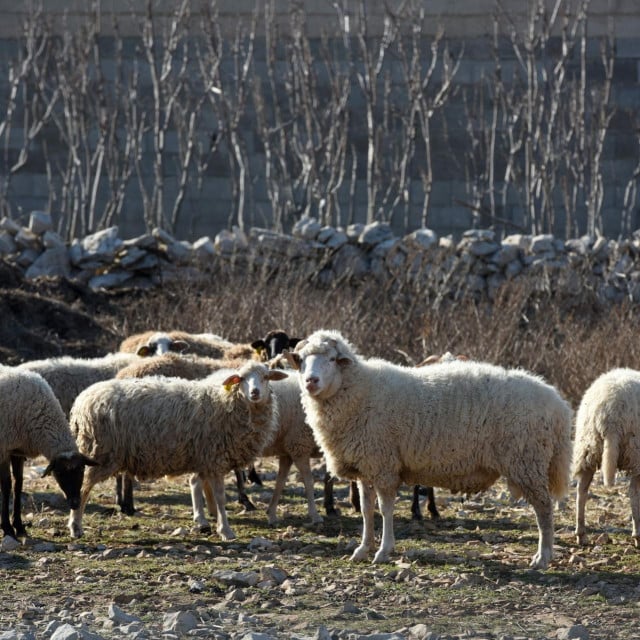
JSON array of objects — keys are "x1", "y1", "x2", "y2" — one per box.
[
  {"x1": 67, "y1": 361, "x2": 287, "y2": 540},
  {"x1": 119, "y1": 330, "x2": 233, "y2": 358},
  {"x1": 0, "y1": 366, "x2": 96, "y2": 539},
  {"x1": 17, "y1": 353, "x2": 139, "y2": 415},
  {"x1": 114, "y1": 352, "x2": 260, "y2": 516},
  {"x1": 573, "y1": 367, "x2": 640, "y2": 546},
  {"x1": 286, "y1": 330, "x2": 573, "y2": 569},
  {"x1": 194, "y1": 374, "x2": 325, "y2": 526}
]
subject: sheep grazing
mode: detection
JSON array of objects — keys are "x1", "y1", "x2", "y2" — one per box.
[
  {"x1": 287, "y1": 330, "x2": 573, "y2": 569},
  {"x1": 573, "y1": 368, "x2": 640, "y2": 547},
  {"x1": 0, "y1": 366, "x2": 96, "y2": 539},
  {"x1": 17, "y1": 353, "x2": 139, "y2": 415},
  {"x1": 114, "y1": 353, "x2": 257, "y2": 515},
  {"x1": 67, "y1": 361, "x2": 287, "y2": 540},
  {"x1": 119, "y1": 330, "x2": 233, "y2": 358}
]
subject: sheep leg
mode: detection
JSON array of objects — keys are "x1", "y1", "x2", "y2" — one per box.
[
  {"x1": 190, "y1": 474, "x2": 212, "y2": 533},
  {"x1": 373, "y1": 486, "x2": 397, "y2": 563},
  {"x1": 350, "y1": 480, "x2": 361, "y2": 513},
  {"x1": 293, "y1": 456, "x2": 323, "y2": 524},
  {"x1": 424, "y1": 486, "x2": 440, "y2": 520},
  {"x1": 234, "y1": 469, "x2": 257, "y2": 512},
  {"x1": 209, "y1": 473, "x2": 236, "y2": 541},
  {"x1": 411, "y1": 485, "x2": 423, "y2": 520},
  {"x1": 524, "y1": 489, "x2": 555, "y2": 569},
  {"x1": 266, "y1": 456, "x2": 293, "y2": 525},
  {"x1": 323, "y1": 472, "x2": 338, "y2": 517},
  {"x1": 350, "y1": 480, "x2": 376, "y2": 562},
  {"x1": 247, "y1": 464, "x2": 263, "y2": 486},
  {"x1": 575, "y1": 467, "x2": 595, "y2": 545},
  {"x1": 116, "y1": 473, "x2": 136, "y2": 516},
  {"x1": 629, "y1": 475, "x2": 640, "y2": 548},
  {"x1": 10, "y1": 456, "x2": 26, "y2": 538},
  {"x1": 0, "y1": 459, "x2": 16, "y2": 538}
]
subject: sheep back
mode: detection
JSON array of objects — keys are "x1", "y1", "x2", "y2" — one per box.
[
  {"x1": 0, "y1": 365, "x2": 77, "y2": 461},
  {"x1": 70, "y1": 372, "x2": 278, "y2": 480}
]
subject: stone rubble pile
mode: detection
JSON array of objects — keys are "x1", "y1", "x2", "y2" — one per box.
[{"x1": 2, "y1": 211, "x2": 640, "y2": 304}]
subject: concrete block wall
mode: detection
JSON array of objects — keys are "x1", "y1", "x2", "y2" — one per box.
[{"x1": 0, "y1": 1, "x2": 639, "y2": 241}]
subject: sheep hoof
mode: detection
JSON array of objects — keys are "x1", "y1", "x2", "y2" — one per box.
[
  {"x1": 69, "y1": 524, "x2": 83, "y2": 539},
  {"x1": 240, "y1": 500, "x2": 257, "y2": 512},
  {"x1": 576, "y1": 533, "x2": 588, "y2": 545},
  {"x1": 218, "y1": 527, "x2": 236, "y2": 541},
  {"x1": 196, "y1": 524, "x2": 212, "y2": 535},
  {"x1": 529, "y1": 552, "x2": 550, "y2": 570},
  {"x1": 633, "y1": 536, "x2": 640, "y2": 549},
  {"x1": 372, "y1": 550, "x2": 392, "y2": 564},
  {"x1": 350, "y1": 546, "x2": 370, "y2": 562}
]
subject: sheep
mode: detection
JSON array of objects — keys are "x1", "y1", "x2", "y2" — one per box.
[
  {"x1": 67, "y1": 361, "x2": 287, "y2": 540},
  {"x1": 114, "y1": 353, "x2": 258, "y2": 515},
  {"x1": 16, "y1": 353, "x2": 140, "y2": 416},
  {"x1": 194, "y1": 373, "x2": 326, "y2": 526},
  {"x1": 286, "y1": 330, "x2": 573, "y2": 568},
  {"x1": 0, "y1": 366, "x2": 96, "y2": 539},
  {"x1": 119, "y1": 330, "x2": 233, "y2": 358},
  {"x1": 251, "y1": 329, "x2": 301, "y2": 362},
  {"x1": 573, "y1": 368, "x2": 640, "y2": 547}
]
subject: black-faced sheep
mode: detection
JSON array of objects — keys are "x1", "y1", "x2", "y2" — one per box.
[
  {"x1": 287, "y1": 330, "x2": 573, "y2": 569},
  {"x1": 67, "y1": 361, "x2": 287, "y2": 540},
  {"x1": 0, "y1": 366, "x2": 96, "y2": 539},
  {"x1": 573, "y1": 368, "x2": 640, "y2": 546}
]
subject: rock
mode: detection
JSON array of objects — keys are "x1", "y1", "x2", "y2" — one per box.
[
  {"x1": 359, "y1": 221, "x2": 394, "y2": 247},
  {"x1": 556, "y1": 625, "x2": 589, "y2": 640},
  {"x1": 0, "y1": 231, "x2": 17, "y2": 255},
  {"x1": 293, "y1": 216, "x2": 323, "y2": 240},
  {"x1": 25, "y1": 246, "x2": 70, "y2": 279},
  {"x1": 81, "y1": 226, "x2": 122, "y2": 258},
  {"x1": 405, "y1": 228, "x2": 438, "y2": 250},
  {"x1": 212, "y1": 569, "x2": 260, "y2": 588},
  {"x1": 14, "y1": 228, "x2": 42, "y2": 251},
  {"x1": 162, "y1": 611, "x2": 199, "y2": 634},
  {"x1": 1, "y1": 536, "x2": 21, "y2": 551},
  {"x1": 29, "y1": 210, "x2": 53, "y2": 234},
  {"x1": 108, "y1": 603, "x2": 141, "y2": 625},
  {"x1": 0, "y1": 216, "x2": 21, "y2": 234},
  {"x1": 193, "y1": 236, "x2": 216, "y2": 260},
  {"x1": 42, "y1": 230, "x2": 66, "y2": 249},
  {"x1": 259, "y1": 566, "x2": 288, "y2": 585},
  {"x1": 49, "y1": 624, "x2": 81, "y2": 640},
  {"x1": 87, "y1": 270, "x2": 133, "y2": 291},
  {"x1": 530, "y1": 233, "x2": 556, "y2": 254}
]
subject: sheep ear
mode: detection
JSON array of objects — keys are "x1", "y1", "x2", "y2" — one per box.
[
  {"x1": 289, "y1": 338, "x2": 302, "y2": 349},
  {"x1": 293, "y1": 339, "x2": 307, "y2": 353},
  {"x1": 42, "y1": 462, "x2": 54, "y2": 477},
  {"x1": 136, "y1": 345, "x2": 152, "y2": 357},
  {"x1": 222, "y1": 374, "x2": 242, "y2": 392},
  {"x1": 417, "y1": 354, "x2": 441, "y2": 367},
  {"x1": 266, "y1": 370, "x2": 288, "y2": 382},
  {"x1": 337, "y1": 356, "x2": 352, "y2": 367},
  {"x1": 169, "y1": 340, "x2": 189, "y2": 353},
  {"x1": 284, "y1": 352, "x2": 302, "y2": 370},
  {"x1": 251, "y1": 339, "x2": 266, "y2": 353}
]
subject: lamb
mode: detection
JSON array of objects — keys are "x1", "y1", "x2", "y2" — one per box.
[
  {"x1": 573, "y1": 368, "x2": 640, "y2": 547},
  {"x1": 114, "y1": 353, "x2": 257, "y2": 516},
  {"x1": 67, "y1": 361, "x2": 287, "y2": 539},
  {"x1": 17, "y1": 353, "x2": 140, "y2": 415},
  {"x1": 286, "y1": 330, "x2": 573, "y2": 568},
  {"x1": 0, "y1": 366, "x2": 96, "y2": 539}
]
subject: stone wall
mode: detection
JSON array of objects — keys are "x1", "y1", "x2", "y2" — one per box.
[
  {"x1": 3, "y1": 212, "x2": 640, "y2": 309},
  {"x1": 1, "y1": 1, "x2": 639, "y2": 241}
]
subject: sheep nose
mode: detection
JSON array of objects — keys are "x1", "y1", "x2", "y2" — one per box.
[
  {"x1": 250, "y1": 389, "x2": 261, "y2": 400},
  {"x1": 306, "y1": 376, "x2": 319, "y2": 385}
]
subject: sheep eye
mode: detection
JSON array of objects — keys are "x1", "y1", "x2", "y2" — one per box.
[{"x1": 329, "y1": 357, "x2": 336, "y2": 362}]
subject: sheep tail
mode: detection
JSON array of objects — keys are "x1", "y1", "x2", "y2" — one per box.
[{"x1": 601, "y1": 435, "x2": 619, "y2": 487}]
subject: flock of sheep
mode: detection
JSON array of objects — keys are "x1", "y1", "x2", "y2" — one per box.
[{"x1": 1, "y1": 326, "x2": 639, "y2": 571}]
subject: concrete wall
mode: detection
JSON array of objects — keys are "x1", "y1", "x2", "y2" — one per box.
[{"x1": 1, "y1": 1, "x2": 639, "y2": 241}]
